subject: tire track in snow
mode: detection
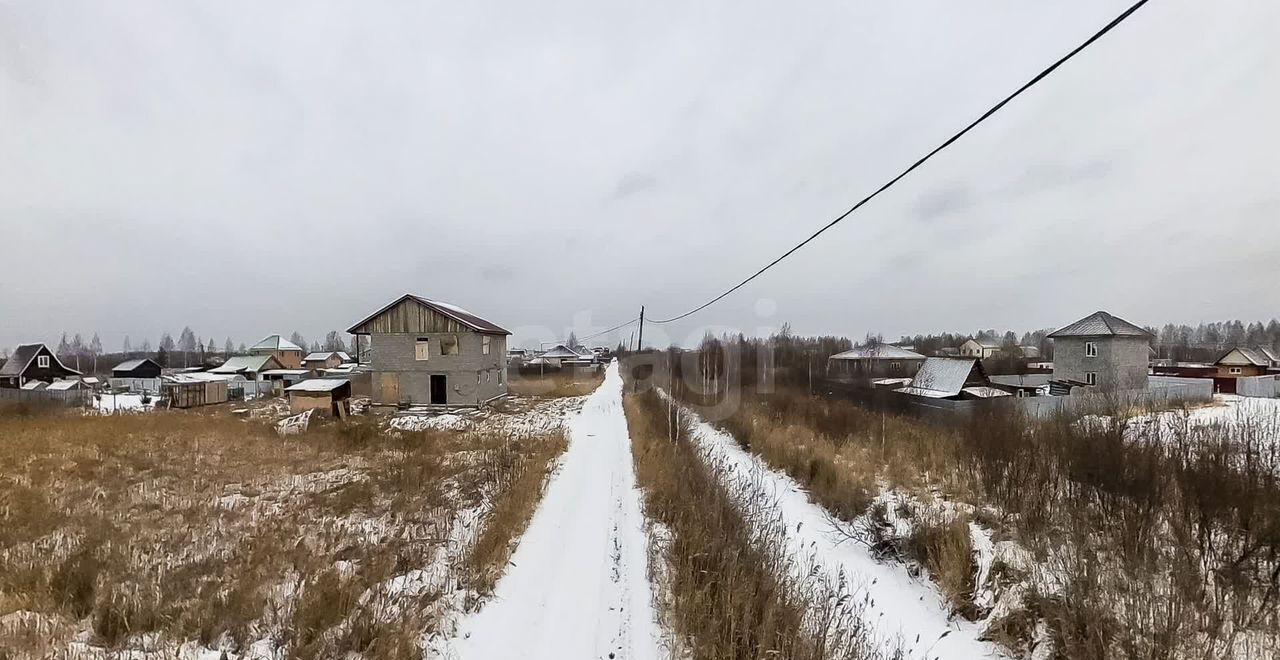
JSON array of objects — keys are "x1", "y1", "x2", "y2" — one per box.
[{"x1": 444, "y1": 362, "x2": 663, "y2": 660}]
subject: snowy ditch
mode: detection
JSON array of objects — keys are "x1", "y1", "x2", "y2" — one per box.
[{"x1": 681, "y1": 413, "x2": 1009, "y2": 659}]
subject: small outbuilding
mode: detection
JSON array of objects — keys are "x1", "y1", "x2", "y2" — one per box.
[
  {"x1": 303, "y1": 351, "x2": 346, "y2": 374},
  {"x1": 112, "y1": 358, "x2": 162, "y2": 379},
  {"x1": 162, "y1": 373, "x2": 231, "y2": 408},
  {"x1": 895, "y1": 357, "x2": 998, "y2": 400},
  {"x1": 285, "y1": 379, "x2": 353, "y2": 417},
  {"x1": 828, "y1": 344, "x2": 928, "y2": 381}
]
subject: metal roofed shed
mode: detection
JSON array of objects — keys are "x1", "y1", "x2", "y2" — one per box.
[
  {"x1": 894, "y1": 357, "x2": 991, "y2": 400},
  {"x1": 46, "y1": 380, "x2": 89, "y2": 391},
  {"x1": 112, "y1": 358, "x2": 162, "y2": 379},
  {"x1": 829, "y1": 344, "x2": 928, "y2": 382},
  {"x1": 285, "y1": 378, "x2": 352, "y2": 416}
]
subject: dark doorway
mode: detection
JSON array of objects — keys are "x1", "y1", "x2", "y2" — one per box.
[{"x1": 430, "y1": 374, "x2": 447, "y2": 404}]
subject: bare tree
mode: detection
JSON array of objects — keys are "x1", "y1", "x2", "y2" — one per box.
[
  {"x1": 123, "y1": 335, "x2": 133, "y2": 358},
  {"x1": 323, "y1": 331, "x2": 347, "y2": 353},
  {"x1": 178, "y1": 327, "x2": 197, "y2": 367},
  {"x1": 89, "y1": 333, "x2": 103, "y2": 373},
  {"x1": 289, "y1": 332, "x2": 307, "y2": 349},
  {"x1": 224, "y1": 338, "x2": 234, "y2": 356}
]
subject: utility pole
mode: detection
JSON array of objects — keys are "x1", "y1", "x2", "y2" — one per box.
[{"x1": 637, "y1": 306, "x2": 645, "y2": 353}]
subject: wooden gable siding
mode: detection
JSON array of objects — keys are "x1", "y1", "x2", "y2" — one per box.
[{"x1": 351, "y1": 298, "x2": 472, "y2": 335}]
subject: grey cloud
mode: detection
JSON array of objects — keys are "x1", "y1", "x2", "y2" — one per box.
[
  {"x1": 913, "y1": 184, "x2": 974, "y2": 223},
  {"x1": 613, "y1": 172, "x2": 658, "y2": 200}
]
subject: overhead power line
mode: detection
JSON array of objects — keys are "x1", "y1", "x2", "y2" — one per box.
[
  {"x1": 648, "y1": 0, "x2": 1152, "y2": 325},
  {"x1": 573, "y1": 317, "x2": 640, "y2": 343}
]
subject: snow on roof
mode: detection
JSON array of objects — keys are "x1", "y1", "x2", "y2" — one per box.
[
  {"x1": 830, "y1": 345, "x2": 926, "y2": 360},
  {"x1": 211, "y1": 355, "x2": 278, "y2": 374},
  {"x1": 165, "y1": 372, "x2": 237, "y2": 383},
  {"x1": 304, "y1": 352, "x2": 340, "y2": 361},
  {"x1": 1215, "y1": 347, "x2": 1279, "y2": 367},
  {"x1": 21, "y1": 380, "x2": 46, "y2": 390},
  {"x1": 285, "y1": 379, "x2": 350, "y2": 393},
  {"x1": 962, "y1": 386, "x2": 1011, "y2": 399},
  {"x1": 872, "y1": 377, "x2": 913, "y2": 386},
  {"x1": 904, "y1": 357, "x2": 979, "y2": 397},
  {"x1": 83, "y1": 377, "x2": 101, "y2": 384},
  {"x1": 1048, "y1": 311, "x2": 1151, "y2": 338},
  {"x1": 250, "y1": 334, "x2": 304, "y2": 352},
  {"x1": 893, "y1": 385, "x2": 952, "y2": 399},
  {"x1": 47, "y1": 379, "x2": 86, "y2": 391},
  {"x1": 336, "y1": 352, "x2": 352, "y2": 361},
  {"x1": 964, "y1": 338, "x2": 1002, "y2": 349},
  {"x1": 540, "y1": 344, "x2": 583, "y2": 359},
  {"x1": 261, "y1": 369, "x2": 310, "y2": 375}
]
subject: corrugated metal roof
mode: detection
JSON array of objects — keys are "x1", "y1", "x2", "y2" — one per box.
[
  {"x1": 830, "y1": 345, "x2": 926, "y2": 360},
  {"x1": 285, "y1": 379, "x2": 350, "y2": 393},
  {"x1": 1048, "y1": 311, "x2": 1150, "y2": 338},
  {"x1": 904, "y1": 357, "x2": 978, "y2": 397},
  {"x1": 893, "y1": 385, "x2": 953, "y2": 399},
  {"x1": 250, "y1": 334, "x2": 304, "y2": 352}
]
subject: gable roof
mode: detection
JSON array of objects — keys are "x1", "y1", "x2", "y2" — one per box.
[
  {"x1": 250, "y1": 334, "x2": 304, "y2": 352},
  {"x1": 304, "y1": 351, "x2": 341, "y2": 362},
  {"x1": 0, "y1": 343, "x2": 81, "y2": 378},
  {"x1": 1214, "y1": 346, "x2": 1279, "y2": 367},
  {"x1": 963, "y1": 338, "x2": 1002, "y2": 349},
  {"x1": 830, "y1": 345, "x2": 926, "y2": 360},
  {"x1": 347, "y1": 294, "x2": 510, "y2": 336},
  {"x1": 47, "y1": 379, "x2": 88, "y2": 391},
  {"x1": 540, "y1": 344, "x2": 584, "y2": 359},
  {"x1": 112, "y1": 358, "x2": 159, "y2": 373},
  {"x1": 898, "y1": 357, "x2": 983, "y2": 398},
  {"x1": 1048, "y1": 311, "x2": 1151, "y2": 338},
  {"x1": 210, "y1": 355, "x2": 282, "y2": 374}
]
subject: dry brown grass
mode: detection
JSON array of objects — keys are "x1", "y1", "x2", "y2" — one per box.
[
  {"x1": 463, "y1": 430, "x2": 568, "y2": 598},
  {"x1": 0, "y1": 406, "x2": 567, "y2": 659},
  {"x1": 508, "y1": 371, "x2": 605, "y2": 398},
  {"x1": 666, "y1": 361, "x2": 1280, "y2": 659},
  {"x1": 625, "y1": 389, "x2": 878, "y2": 660}
]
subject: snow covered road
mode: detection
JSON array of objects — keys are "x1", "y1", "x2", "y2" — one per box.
[
  {"x1": 688, "y1": 416, "x2": 1006, "y2": 659},
  {"x1": 447, "y1": 362, "x2": 664, "y2": 660}
]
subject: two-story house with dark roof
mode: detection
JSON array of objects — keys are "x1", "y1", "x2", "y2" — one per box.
[
  {"x1": 0, "y1": 343, "x2": 82, "y2": 388},
  {"x1": 347, "y1": 294, "x2": 510, "y2": 407},
  {"x1": 1048, "y1": 311, "x2": 1152, "y2": 391}
]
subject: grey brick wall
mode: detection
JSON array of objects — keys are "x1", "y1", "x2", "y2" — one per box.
[
  {"x1": 1052, "y1": 336, "x2": 1149, "y2": 391},
  {"x1": 369, "y1": 332, "x2": 507, "y2": 406}
]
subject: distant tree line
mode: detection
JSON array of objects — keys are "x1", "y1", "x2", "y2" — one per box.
[{"x1": 0, "y1": 328, "x2": 356, "y2": 375}]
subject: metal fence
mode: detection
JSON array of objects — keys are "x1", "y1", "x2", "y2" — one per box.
[
  {"x1": 0, "y1": 387, "x2": 91, "y2": 407},
  {"x1": 1237, "y1": 375, "x2": 1280, "y2": 398},
  {"x1": 109, "y1": 377, "x2": 163, "y2": 394}
]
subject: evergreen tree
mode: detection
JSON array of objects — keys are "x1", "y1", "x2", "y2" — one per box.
[
  {"x1": 141, "y1": 339, "x2": 153, "y2": 355},
  {"x1": 123, "y1": 336, "x2": 133, "y2": 357},
  {"x1": 224, "y1": 338, "x2": 234, "y2": 356},
  {"x1": 57, "y1": 332, "x2": 71, "y2": 358}
]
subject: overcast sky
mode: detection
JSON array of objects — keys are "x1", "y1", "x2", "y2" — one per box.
[{"x1": 2, "y1": 0, "x2": 1277, "y2": 352}]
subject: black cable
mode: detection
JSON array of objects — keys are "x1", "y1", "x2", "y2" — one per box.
[
  {"x1": 573, "y1": 317, "x2": 640, "y2": 344},
  {"x1": 649, "y1": 0, "x2": 1152, "y2": 325}
]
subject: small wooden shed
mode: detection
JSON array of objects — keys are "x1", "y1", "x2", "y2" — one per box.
[
  {"x1": 163, "y1": 374, "x2": 230, "y2": 408},
  {"x1": 285, "y1": 379, "x2": 352, "y2": 417}
]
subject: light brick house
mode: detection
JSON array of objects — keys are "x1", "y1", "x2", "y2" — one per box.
[
  {"x1": 1048, "y1": 311, "x2": 1151, "y2": 391},
  {"x1": 347, "y1": 294, "x2": 510, "y2": 407}
]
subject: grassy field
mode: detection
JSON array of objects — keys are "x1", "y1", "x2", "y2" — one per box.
[{"x1": 0, "y1": 404, "x2": 568, "y2": 659}]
